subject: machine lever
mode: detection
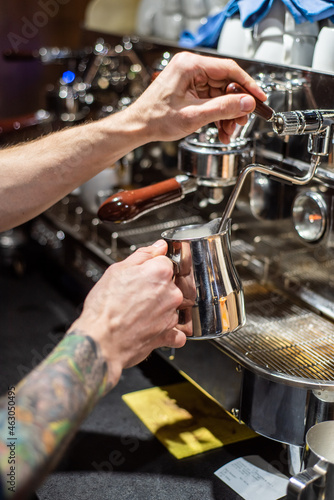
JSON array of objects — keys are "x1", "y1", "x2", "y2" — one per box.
[{"x1": 225, "y1": 82, "x2": 275, "y2": 121}]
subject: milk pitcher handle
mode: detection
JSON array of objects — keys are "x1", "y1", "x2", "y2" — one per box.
[
  {"x1": 287, "y1": 460, "x2": 327, "y2": 499},
  {"x1": 167, "y1": 253, "x2": 180, "y2": 275}
]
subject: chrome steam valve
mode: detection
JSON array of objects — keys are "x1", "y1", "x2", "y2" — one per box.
[{"x1": 272, "y1": 110, "x2": 334, "y2": 156}]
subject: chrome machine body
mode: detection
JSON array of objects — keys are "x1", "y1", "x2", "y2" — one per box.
[{"x1": 25, "y1": 35, "x2": 334, "y2": 476}]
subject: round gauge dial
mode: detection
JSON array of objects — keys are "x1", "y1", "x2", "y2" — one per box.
[{"x1": 292, "y1": 191, "x2": 327, "y2": 243}]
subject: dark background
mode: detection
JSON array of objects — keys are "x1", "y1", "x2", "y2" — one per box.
[{"x1": 0, "y1": 0, "x2": 91, "y2": 118}]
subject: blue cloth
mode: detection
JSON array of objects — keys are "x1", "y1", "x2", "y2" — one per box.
[
  {"x1": 179, "y1": 0, "x2": 334, "y2": 48},
  {"x1": 179, "y1": 0, "x2": 239, "y2": 48},
  {"x1": 238, "y1": 0, "x2": 274, "y2": 27},
  {"x1": 282, "y1": 0, "x2": 334, "y2": 22}
]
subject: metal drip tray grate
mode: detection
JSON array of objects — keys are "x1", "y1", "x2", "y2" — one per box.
[
  {"x1": 218, "y1": 280, "x2": 334, "y2": 384},
  {"x1": 279, "y1": 250, "x2": 334, "y2": 288},
  {"x1": 109, "y1": 215, "x2": 204, "y2": 247},
  {"x1": 251, "y1": 233, "x2": 334, "y2": 320},
  {"x1": 100, "y1": 203, "x2": 206, "y2": 254}
]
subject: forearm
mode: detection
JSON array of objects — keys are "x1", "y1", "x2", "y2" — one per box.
[
  {"x1": 0, "y1": 331, "x2": 110, "y2": 499},
  {"x1": 0, "y1": 107, "x2": 147, "y2": 231},
  {"x1": 0, "y1": 52, "x2": 265, "y2": 232}
]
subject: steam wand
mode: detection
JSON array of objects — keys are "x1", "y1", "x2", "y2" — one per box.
[{"x1": 217, "y1": 155, "x2": 321, "y2": 233}]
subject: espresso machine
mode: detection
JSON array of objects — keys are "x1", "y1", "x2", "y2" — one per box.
[{"x1": 29, "y1": 36, "x2": 334, "y2": 484}]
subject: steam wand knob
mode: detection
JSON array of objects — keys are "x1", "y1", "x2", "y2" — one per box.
[
  {"x1": 225, "y1": 82, "x2": 275, "y2": 121},
  {"x1": 272, "y1": 110, "x2": 334, "y2": 156},
  {"x1": 226, "y1": 83, "x2": 334, "y2": 156}
]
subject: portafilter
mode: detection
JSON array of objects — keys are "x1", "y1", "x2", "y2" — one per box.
[{"x1": 97, "y1": 127, "x2": 253, "y2": 223}]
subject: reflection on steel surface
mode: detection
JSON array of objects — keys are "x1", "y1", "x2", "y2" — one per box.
[{"x1": 219, "y1": 279, "x2": 334, "y2": 383}]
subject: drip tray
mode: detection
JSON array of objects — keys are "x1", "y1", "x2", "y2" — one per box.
[{"x1": 217, "y1": 279, "x2": 334, "y2": 387}]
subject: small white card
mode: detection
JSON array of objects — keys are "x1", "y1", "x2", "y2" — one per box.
[{"x1": 214, "y1": 455, "x2": 289, "y2": 500}]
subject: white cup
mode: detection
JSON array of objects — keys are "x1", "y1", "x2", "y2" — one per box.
[
  {"x1": 183, "y1": 16, "x2": 207, "y2": 34},
  {"x1": 284, "y1": 9, "x2": 319, "y2": 37},
  {"x1": 254, "y1": 36, "x2": 285, "y2": 64},
  {"x1": 312, "y1": 27, "x2": 334, "y2": 72},
  {"x1": 164, "y1": 0, "x2": 182, "y2": 15},
  {"x1": 217, "y1": 17, "x2": 255, "y2": 58},
  {"x1": 135, "y1": 0, "x2": 163, "y2": 36},
  {"x1": 181, "y1": 0, "x2": 208, "y2": 18},
  {"x1": 284, "y1": 33, "x2": 316, "y2": 67},
  {"x1": 253, "y1": 0, "x2": 285, "y2": 40},
  {"x1": 153, "y1": 11, "x2": 184, "y2": 40}
]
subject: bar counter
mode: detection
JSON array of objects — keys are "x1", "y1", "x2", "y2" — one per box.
[{"x1": 0, "y1": 251, "x2": 288, "y2": 500}]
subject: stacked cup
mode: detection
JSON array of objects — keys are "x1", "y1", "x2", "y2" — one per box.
[
  {"x1": 181, "y1": 0, "x2": 208, "y2": 34},
  {"x1": 153, "y1": 0, "x2": 184, "y2": 40},
  {"x1": 312, "y1": 23, "x2": 334, "y2": 73},
  {"x1": 252, "y1": 2, "x2": 318, "y2": 67},
  {"x1": 283, "y1": 10, "x2": 319, "y2": 67},
  {"x1": 217, "y1": 16, "x2": 255, "y2": 58}
]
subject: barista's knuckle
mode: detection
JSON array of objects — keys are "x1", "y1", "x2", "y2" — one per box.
[
  {"x1": 145, "y1": 256, "x2": 173, "y2": 283},
  {"x1": 173, "y1": 51, "x2": 190, "y2": 67},
  {"x1": 173, "y1": 286, "x2": 183, "y2": 307},
  {"x1": 228, "y1": 58, "x2": 237, "y2": 69},
  {"x1": 157, "y1": 256, "x2": 174, "y2": 279},
  {"x1": 166, "y1": 264, "x2": 175, "y2": 281},
  {"x1": 104, "y1": 263, "x2": 117, "y2": 276},
  {"x1": 225, "y1": 58, "x2": 238, "y2": 72}
]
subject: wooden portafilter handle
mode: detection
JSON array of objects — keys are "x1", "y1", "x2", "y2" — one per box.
[
  {"x1": 97, "y1": 178, "x2": 184, "y2": 223},
  {"x1": 225, "y1": 82, "x2": 275, "y2": 121}
]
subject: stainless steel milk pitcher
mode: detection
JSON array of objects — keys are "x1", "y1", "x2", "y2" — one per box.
[{"x1": 162, "y1": 218, "x2": 246, "y2": 340}]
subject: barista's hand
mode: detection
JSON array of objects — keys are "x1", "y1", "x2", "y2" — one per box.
[
  {"x1": 69, "y1": 240, "x2": 186, "y2": 388},
  {"x1": 127, "y1": 51, "x2": 267, "y2": 144}
]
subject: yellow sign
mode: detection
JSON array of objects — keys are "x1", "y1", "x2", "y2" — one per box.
[{"x1": 122, "y1": 381, "x2": 257, "y2": 459}]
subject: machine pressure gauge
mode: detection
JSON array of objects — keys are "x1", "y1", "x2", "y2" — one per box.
[{"x1": 292, "y1": 191, "x2": 327, "y2": 243}]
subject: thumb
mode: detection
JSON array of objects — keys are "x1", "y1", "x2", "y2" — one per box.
[
  {"x1": 196, "y1": 93, "x2": 256, "y2": 123},
  {"x1": 123, "y1": 240, "x2": 168, "y2": 266}
]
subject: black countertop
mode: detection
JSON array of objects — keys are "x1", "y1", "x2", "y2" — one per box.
[{"x1": 0, "y1": 254, "x2": 288, "y2": 500}]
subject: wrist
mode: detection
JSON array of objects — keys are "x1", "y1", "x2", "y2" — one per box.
[
  {"x1": 66, "y1": 325, "x2": 122, "y2": 392},
  {"x1": 98, "y1": 105, "x2": 152, "y2": 159},
  {"x1": 62, "y1": 330, "x2": 113, "y2": 398}
]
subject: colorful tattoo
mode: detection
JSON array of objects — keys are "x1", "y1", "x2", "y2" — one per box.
[{"x1": 0, "y1": 331, "x2": 109, "y2": 499}]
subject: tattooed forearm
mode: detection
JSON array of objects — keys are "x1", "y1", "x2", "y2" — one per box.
[{"x1": 0, "y1": 331, "x2": 109, "y2": 499}]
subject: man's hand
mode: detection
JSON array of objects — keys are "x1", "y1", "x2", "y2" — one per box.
[
  {"x1": 127, "y1": 51, "x2": 267, "y2": 143},
  {"x1": 69, "y1": 240, "x2": 186, "y2": 388}
]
